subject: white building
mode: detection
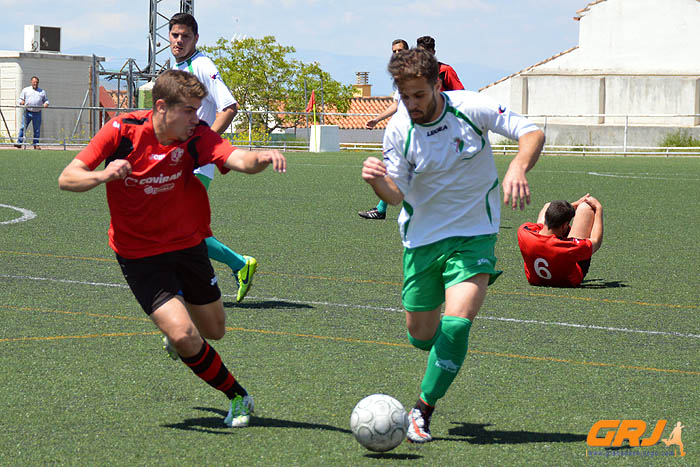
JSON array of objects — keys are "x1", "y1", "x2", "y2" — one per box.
[
  {"x1": 480, "y1": 0, "x2": 700, "y2": 146},
  {"x1": 0, "y1": 48, "x2": 99, "y2": 145}
]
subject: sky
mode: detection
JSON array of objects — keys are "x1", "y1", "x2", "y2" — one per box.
[{"x1": 0, "y1": 0, "x2": 587, "y2": 95}]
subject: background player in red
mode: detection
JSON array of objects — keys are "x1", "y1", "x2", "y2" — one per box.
[
  {"x1": 517, "y1": 194, "x2": 604, "y2": 287},
  {"x1": 416, "y1": 36, "x2": 464, "y2": 92},
  {"x1": 58, "y1": 69, "x2": 286, "y2": 428}
]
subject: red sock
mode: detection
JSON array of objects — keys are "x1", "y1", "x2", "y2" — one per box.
[{"x1": 181, "y1": 340, "x2": 246, "y2": 399}]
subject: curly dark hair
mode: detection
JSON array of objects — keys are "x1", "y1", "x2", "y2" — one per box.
[{"x1": 387, "y1": 47, "x2": 439, "y2": 86}]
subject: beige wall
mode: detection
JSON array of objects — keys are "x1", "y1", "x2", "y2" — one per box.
[{"x1": 0, "y1": 51, "x2": 95, "y2": 142}]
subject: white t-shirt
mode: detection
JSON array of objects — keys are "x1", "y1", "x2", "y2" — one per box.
[
  {"x1": 173, "y1": 50, "x2": 237, "y2": 179},
  {"x1": 382, "y1": 90, "x2": 540, "y2": 248}
]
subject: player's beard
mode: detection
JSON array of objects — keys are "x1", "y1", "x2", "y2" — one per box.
[{"x1": 409, "y1": 93, "x2": 439, "y2": 125}]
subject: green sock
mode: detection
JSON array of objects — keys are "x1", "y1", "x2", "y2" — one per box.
[
  {"x1": 419, "y1": 316, "x2": 472, "y2": 406},
  {"x1": 407, "y1": 320, "x2": 442, "y2": 351},
  {"x1": 204, "y1": 236, "x2": 246, "y2": 273},
  {"x1": 195, "y1": 174, "x2": 246, "y2": 273},
  {"x1": 376, "y1": 200, "x2": 387, "y2": 213},
  {"x1": 195, "y1": 173, "x2": 211, "y2": 190}
]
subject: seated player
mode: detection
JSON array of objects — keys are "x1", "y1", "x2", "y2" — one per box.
[{"x1": 517, "y1": 194, "x2": 603, "y2": 287}]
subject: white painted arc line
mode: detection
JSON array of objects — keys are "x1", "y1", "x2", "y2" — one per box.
[
  {"x1": 0, "y1": 204, "x2": 37, "y2": 225},
  {"x1": 1, "y1": 273, "x2": 698, "y2": 340}
]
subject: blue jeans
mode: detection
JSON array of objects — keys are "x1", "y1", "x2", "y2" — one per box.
[{"x1": 18, "y1": 110, "x2": 42, "y2": 145}]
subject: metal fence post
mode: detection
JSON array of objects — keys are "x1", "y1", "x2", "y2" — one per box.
[
  {"x1": 623, "y1": 115, "x2": 628, "y2": 156},
  {"x1": 248, "y1": 111, "x2": 253, "y2": 149}
]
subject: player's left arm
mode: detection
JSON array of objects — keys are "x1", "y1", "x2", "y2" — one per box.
[
  {"x1": 472, "y1": 93, "x2": 544, "y2": 210},
  {"x1": 502, "y1": 129, "x2": 545, "y2": 210},
  {"x1": 224, "y1": 148, "x2": 286, "y2": 174},
  {"x1": 210, "y1": 103, "x2": 238, "y2": 135}
]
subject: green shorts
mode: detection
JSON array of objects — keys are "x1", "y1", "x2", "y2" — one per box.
[{"x1": 402, "y1": 234, "x2": 502, "y2": 312}]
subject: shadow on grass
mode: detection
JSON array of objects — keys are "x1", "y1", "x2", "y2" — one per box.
[
  {"x1": 441, "y1": 422, "x2": 587, "y2": 445},
  {"x1": 223, "y1": 300, "x2": 314, "y2": 310},
  {"x1": 162, "y1": 406, "x2": 350, "y2": 435},
  {"x1": 579, "y1": 278, "x2": 629, "y2": 289},
  {"x1": 365, "y1": 452, "x2": 422, "y2": 460}
]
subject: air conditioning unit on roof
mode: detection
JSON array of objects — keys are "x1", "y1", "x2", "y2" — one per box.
[{"x1": 24, "y1": 25, "x2": 61, "y2": 53}]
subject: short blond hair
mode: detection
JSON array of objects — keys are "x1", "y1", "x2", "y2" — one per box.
[{"x1": 152, "y1": 69, "x2": 207, "y2": 107}]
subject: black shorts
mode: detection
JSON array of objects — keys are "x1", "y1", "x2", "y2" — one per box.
[
  {"x1": 116, "y1": 241, "x2": 221, "y2": 315},
  {"x1": 578, "y1": 259, "x2": 591, "y2": 278}
]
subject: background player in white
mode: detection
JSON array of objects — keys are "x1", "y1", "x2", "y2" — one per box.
[
  {"x1": 359, "y1": 39, "x2": 408, "y2": 220},
  {"x1": 169, "y1": 13, "x2": 256, "y2": 305},
  {"x1": 362, "y1": 48, "x2": 544, "y2": 443}
]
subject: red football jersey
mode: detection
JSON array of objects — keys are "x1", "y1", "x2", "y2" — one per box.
[
  {"x1": 77, "y1": 110, "x2": 235, "y2": 259},
  {"x1": 439, "y1": 63, "x2": 464, "y2": 92},
  {"x1": 517, "y1": 222, "x2": 593, "y2": 287}
]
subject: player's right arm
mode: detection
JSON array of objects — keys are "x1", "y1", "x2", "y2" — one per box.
[
  {"x1": 361, "y1": 156, "x2": 404, "y2": 205},
  {"x1": 366, "y1": 101, "x2": 398, "y2": 129},
  {"x1": 58, "y1": 118, "x2": 128, "y2": 192},
  {"x1": 58, "y1": 159, "x2": 131, "y2": 192}
]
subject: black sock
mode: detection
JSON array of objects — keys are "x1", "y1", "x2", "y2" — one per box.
[{"x1": 416, "y1": 398, "x2": 435, "y2": 418}]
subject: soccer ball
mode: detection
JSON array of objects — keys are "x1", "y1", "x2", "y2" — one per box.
[{"x1": 350, "y1": 394, "x2": 409, "y2": 452}]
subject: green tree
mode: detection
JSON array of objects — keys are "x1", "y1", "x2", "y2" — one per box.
[{"x1": 201, "y1": 36, "x2": 353, "y2": 134}]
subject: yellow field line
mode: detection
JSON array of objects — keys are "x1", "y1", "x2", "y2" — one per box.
[
  {"x1": 1, "y1": 249, "x2": 697, "y2": 310},
  {"x1": 1, "y1": 304, "x2": 697, "y2": 376},
  {"x1": 0, "y1": 330, "x2": 160, "y2": 343}
]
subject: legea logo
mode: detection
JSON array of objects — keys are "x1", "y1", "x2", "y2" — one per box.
[{"x1": 586, "y1": 420, "x2": 686, "y2": 457}]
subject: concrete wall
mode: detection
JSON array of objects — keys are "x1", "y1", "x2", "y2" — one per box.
[
  {"x1": 489, "y1": 123, "x2": 700, "y2": 148},
  {"x1": 0, "y1": 51, "x2": 95, "y2": 142},
  {"x1": 0, "y1": 62, "x2": 20, "y2": 138},
  {"x1": 483, "y1": 74, "x2": 700, "y2": 127},
  {"x1": 604, "y1": 76, "x2": 699, "y2": 125},
  {"x1": 525, "y1": 75, "x2": 605, "y2": 124}
]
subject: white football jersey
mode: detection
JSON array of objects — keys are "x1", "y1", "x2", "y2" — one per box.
[
  {"x1": 173, "y1": 50, "x2": 237, "y2": 179},
  {"x1": 383, "y1": 90, "x2": 540, "y2": 248}
]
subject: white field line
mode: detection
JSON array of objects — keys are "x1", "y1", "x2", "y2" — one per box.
[
  {"x1": 586, "y1": 171, "x2": 699, "y2": 181},
  {"x1": 2, "y1": 273, "x2": 698, "y2": 340},
  {"x1": 0, "y1": 204, "x2": 37, "y2": 225}
]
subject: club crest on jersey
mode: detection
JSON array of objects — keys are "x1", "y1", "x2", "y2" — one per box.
[
  {"x1": 453, "y1": 137, "x2": 465, "y2": 153},
  {"x1": 170, "y1": 148, "x2": 185, "y2": 165},
  {"x1": 211, "y1": 72, "x2": 221, "y2": 81},
  {"x1": 498, "y1": 105, "x2": 507, "y2": 114}
]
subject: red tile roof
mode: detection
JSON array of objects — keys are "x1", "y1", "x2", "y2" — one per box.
[
  {"x1": 576, "y1": 0, "x2": 608, "y2": 16},
  {"x1": 283, "y1": 95, "x2": 396, "y2": 130},
  {"x1": 324, "y1": 96, "x2": 395, "y2": 129}
]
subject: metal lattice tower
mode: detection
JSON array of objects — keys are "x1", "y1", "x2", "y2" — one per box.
[{"x1": 147, "y1": 0, "x2": 194, "y2": 75}]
